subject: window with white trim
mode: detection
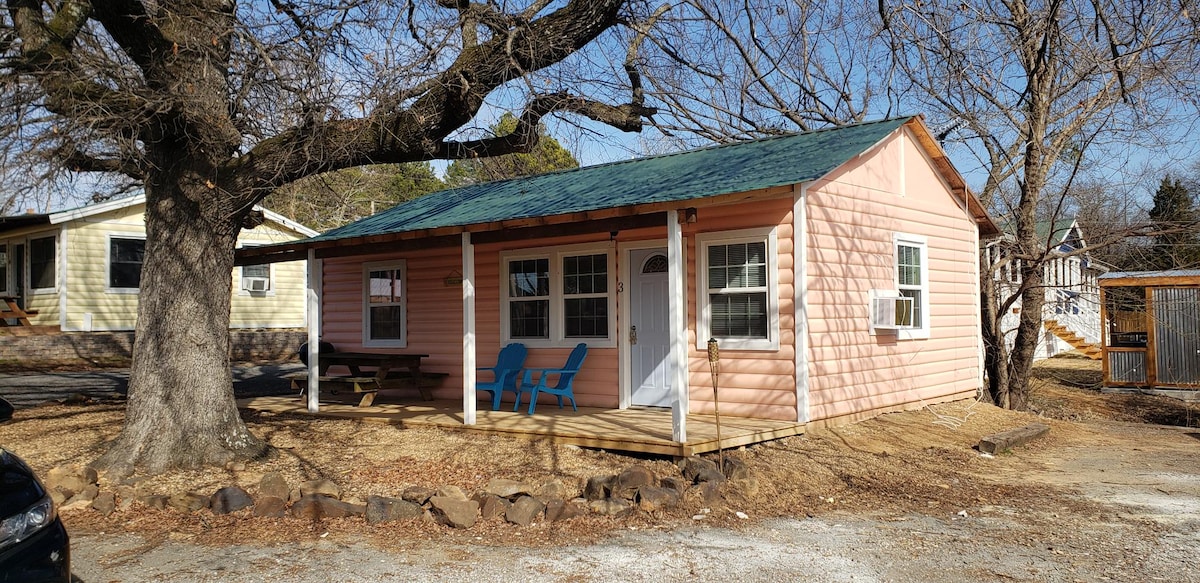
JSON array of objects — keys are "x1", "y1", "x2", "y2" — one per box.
[
  {"x1": 363, "y1": 261, "x2": 406, "y2": 347},
  {"x1": 240, "y1": 262, "x2": 272, "y2": 293},
  {"x1": 108, "y1": 236, "x2": 145, "y2": 290},
  {"x1": 29, "y1": 236, "x2": 55, "y2": 290},
  {"x1": 697, "y1": 228, "x2": 779, "y2": 351},
  {"x1": 894, "y1": 233, "x2": 930, "y2": 339},
  {"x1": 502, "y1": 245, "x2": 615, "y2": 347}
]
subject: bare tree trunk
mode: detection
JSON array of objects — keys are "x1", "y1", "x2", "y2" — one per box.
[
  {"x1": 96, "y1": 161, "x2": 266, "y2": 477},
  {"x1": 1005, "y1": 283, "x2": 1045, "y2": 411},
  {"x1": 980, "y1": 261, "x2": 1010, "y2": 408}
]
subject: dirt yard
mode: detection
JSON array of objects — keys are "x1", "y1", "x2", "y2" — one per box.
[{"x1": 2, "y1": 356, "x2": 1198, "y2": 582}]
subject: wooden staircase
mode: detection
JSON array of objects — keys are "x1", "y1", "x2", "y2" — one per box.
[{"x1": 1044, "y1": 320, "x2": 1102, "y2": 360}]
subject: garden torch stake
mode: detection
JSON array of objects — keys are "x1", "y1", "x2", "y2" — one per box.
[{"x1": 707, "y1": 338, "x2": 724, "y2": 469}]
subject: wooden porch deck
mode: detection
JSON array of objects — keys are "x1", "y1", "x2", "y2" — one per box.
[{"x1": 237, "y1": 396, "x2": 805, "y2": 457}]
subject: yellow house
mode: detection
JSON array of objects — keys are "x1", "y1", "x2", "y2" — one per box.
[{"x1": 0, "y1": 195, "x2": 316, "y2": 332}]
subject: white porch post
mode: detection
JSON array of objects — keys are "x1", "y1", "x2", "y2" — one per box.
[
  {"x1": 793, "y1": 184, "x2": 810, "y2": 423},
  {"x1": 667, "y1": 210, "x2": 688, "y2": 442},
  {"x1": 306, "y1": 249, "x2": 321, "y2": 413},
  {"x1": 462, "y1": 232, "x2": 477, "y2": 425}
]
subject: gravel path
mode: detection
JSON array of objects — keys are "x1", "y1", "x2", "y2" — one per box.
[
  {"x1": 71, "y1": 510, "x2": 1200, "y2": 583},
  {"x1": 0, "y1": 363, "x2": 302, "y2": 407}
]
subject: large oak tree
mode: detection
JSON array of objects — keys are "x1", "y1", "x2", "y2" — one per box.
[{"x1": 2, "y1": 0, "x2": 654, "y2": 475}]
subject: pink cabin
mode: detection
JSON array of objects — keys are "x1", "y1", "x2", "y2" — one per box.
[{"x1": 240, "y1": 117, "x2": 999, "y2": 455}]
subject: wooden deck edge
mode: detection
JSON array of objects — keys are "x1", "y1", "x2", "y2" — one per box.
[{"x1": 238, "y1": 397, "x2": 807, "y2": 457}]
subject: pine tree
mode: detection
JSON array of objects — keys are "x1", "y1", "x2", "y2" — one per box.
[{"x1": 1147, "y1": 176, "x2": 1200, "y2": 270}]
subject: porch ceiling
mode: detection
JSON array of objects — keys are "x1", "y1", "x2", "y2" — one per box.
[{"x1": 238, "y1": 396, "x2": 805, "y2": 457}]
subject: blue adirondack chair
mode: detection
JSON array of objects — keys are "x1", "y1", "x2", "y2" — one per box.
[
  {"x1": 476, "y1": 343, "x2": 528, "y2": 410},
  {"x1": 514, "y1": 343, "x2": 588, "y2": 415}
]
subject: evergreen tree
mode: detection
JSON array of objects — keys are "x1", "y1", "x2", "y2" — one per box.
[
  {"x1": 267, "y1": 162, "x2": 444, "y2": 231},
  {"x1": 444, "y1": 113, "x2": 579, "y2": 187},
  {"x1": 1147, "y1": 176, "x2": 1200, "y2": 270}
]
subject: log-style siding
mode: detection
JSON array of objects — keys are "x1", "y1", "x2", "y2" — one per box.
[{"x1": 804, "y1": 128, "x2": 981, "y2": 422}]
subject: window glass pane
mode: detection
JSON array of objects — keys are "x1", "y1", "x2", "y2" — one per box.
[
  {"x1": 109, "y1": 239, "x2": 145, "y2": 289},
  {"x1": 243, "y1": 263, "x2": 269, "y2": 279},
  {"x1": 898, "y1": 244, "x2": 921, "y2": 286},
  {"x1": 510, "y1": 300, "x2": 549, "y2": 338},
  {"x1": 708, "y1": 242, "x2": 767, "y2": 290},
  {"x1": 708, "y1": 265, "x2": 727, "y2": 289},
  {"x1": 509, "y1": 259, "x2": 549, "y2": 297},
  {"x1": 900, "y1": 289, "x2": 922, "y2": 328},
  {"x1": 369, "y1": 269, "x2": 400, "y2": 303},
  {"x1": 369, "y1": 305, "x2": 404, "y2": 340},
  {"x1": 710, "y1": 292, "x2": 768, "y2": 338},
  {"x1": 30, "y1": 237, "x2": 55, "y2": 289},
  {"x1": 642, "y1": 254, "x2": 668, "y2": 273},
  {"x1": 563, "y1": 253, "x2": 606, "y2": 296},
  {"x1": 565, "y1": 297, "x2": 608, "y2": 338},
  {"x1": 0, "y1": 245, "x2": 7, "y2": 290}
]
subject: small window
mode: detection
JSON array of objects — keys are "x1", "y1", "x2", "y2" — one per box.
[
  {"x1": 697, "y1": 228, "x2": 779, "y2": 351},
  {"x1": 894, "y1": 233, "x2": 930, "y2": 339},
  {"x1": 641, "y1": 254, "x2": 668, "y2": 274},
  {"x1": 363, "y1": 261, "x2": 406, "y2": 347},
  {"x1": 109, "y1": 237, "x2": 145, "y2": 289},
  {"x1": 240, "y1": 263, "x2": 271, "y2": 292},
  {"x1": 29, "y1": 236, "x2": 55, "y2": 290}
]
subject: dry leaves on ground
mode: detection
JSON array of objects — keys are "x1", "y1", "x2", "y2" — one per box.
[{"x1": 1, "y1": 356, "x2": 1195, "y2": 551}]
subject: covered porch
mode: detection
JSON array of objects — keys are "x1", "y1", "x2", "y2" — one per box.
[{"x1": 238, "y1": 395, "x2": 805, "y2": 457}]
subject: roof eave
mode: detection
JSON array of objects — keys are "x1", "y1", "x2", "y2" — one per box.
[{"x1": 902, "y1": 117, "x2": 1001, "y2": 237}]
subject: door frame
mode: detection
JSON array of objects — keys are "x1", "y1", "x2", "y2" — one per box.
[{"x1": 617, "y1": 239, "x2": 687, "y2": 409}]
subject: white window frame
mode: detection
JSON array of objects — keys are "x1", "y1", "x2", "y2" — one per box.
[
  {"x1": 237, "y1": 243, "x2": 275, "y2": 296},
  {"x1": 361, "y1": 260, "x2": 408, "y2": 348},
  {"x1": 105, "y1": 234, "x2": 146, "y2": 294},
  {"x1": 696, "y1": 227, "x2": 780, "y2": 351},
  {"x1": 27, "y1": 234, "x2": 57, "y2": 294},
  {"x1": 500, "y1": 243, "x2": 617, "y2": 349},
  {"x1": 893, "y1": 233, "x2": 930, "y2": 340}
]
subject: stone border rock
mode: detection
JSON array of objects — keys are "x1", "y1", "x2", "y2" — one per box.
[{"x1": 47, "y1": 454, "x2": 752, "y2": 530}]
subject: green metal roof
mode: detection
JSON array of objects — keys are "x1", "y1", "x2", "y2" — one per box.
[{"x1": 311, "y1": 117, "x2": 914, "y2": 243}]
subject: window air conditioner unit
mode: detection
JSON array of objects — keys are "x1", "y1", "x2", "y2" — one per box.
[
  {"x1": 242, "y1": 277, "x2": 270, "y2": 292},
  {"x1": 871, "y1": 294, "x2": 915, "y2": 330}
]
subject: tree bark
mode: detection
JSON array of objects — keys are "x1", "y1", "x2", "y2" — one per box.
[
  {"x1": 980, "y1": 261, "x2": 1009, "y2": 408},
  {"x1": 96, "y1": 159, "x2": 266, "y2": 477}
]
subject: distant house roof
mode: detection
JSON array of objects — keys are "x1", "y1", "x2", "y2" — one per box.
[
  {"x1": 0, "y1": 212, "x2": 50, "y2": 232},
  {"x1": 1100, "y1": 269, "x2": 1200, "y2": 286},
  {"x1": 998, "y1": 218, "x2": 1078, "y2": 245},
  {"x1": 0, "y1": 194, "x2": 317, "y2": 237},
  {"x1": 308, "y1": 116, "x2": 997, "y2": 245}
]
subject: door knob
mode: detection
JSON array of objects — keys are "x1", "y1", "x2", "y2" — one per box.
[{"x1": 630, "y1": 325, "x2": 638, "y2": 345}]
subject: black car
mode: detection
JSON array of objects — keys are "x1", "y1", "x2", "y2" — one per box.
[{"x1": 0, "y1": 443, "x2": 71, "y2": 582}]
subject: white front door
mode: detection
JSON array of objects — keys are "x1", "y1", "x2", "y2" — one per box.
[{"x1": 630, "y1": 248, "x2": 672, "y2": 407}]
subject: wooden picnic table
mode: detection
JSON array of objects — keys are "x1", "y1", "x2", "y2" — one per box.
[
  {"x1": 0, "y1": 296, "x2": 37, "y2": 327},
  {"x1": 318, "y1": 351, "x2": 434, "y2": 405}
]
